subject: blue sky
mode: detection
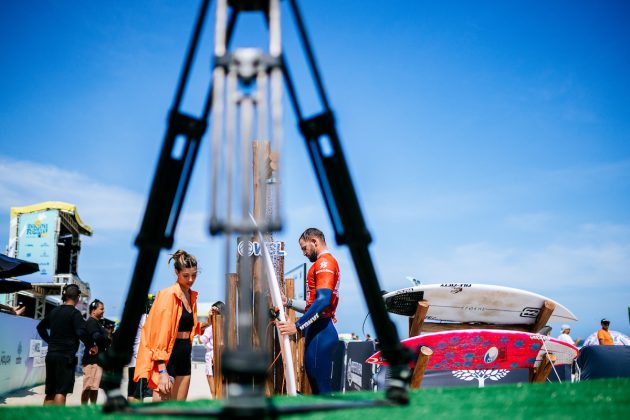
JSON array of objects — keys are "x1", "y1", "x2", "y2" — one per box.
[{"x1": 1, "y1": 1, "x2": 629, "y2": 343}]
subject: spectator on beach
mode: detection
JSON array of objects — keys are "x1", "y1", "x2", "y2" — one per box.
[
  {"x1": 538, "y1": 325, "x2": 552, "y2": 336},
  {"x1": 81, "y1": 299, "x2": 111, "y2": 404},
  {"x1": 557, "y1": 324, "x2": 580, "y2": 346},
  {"x1": 127, "y1": 295, "x2": 154, "y2": 403},
  {"x1": 198, "y1": 301, "x2": 225, "y2": 399},
  {"x1": 365, "y1": 334, "x2": 373, "y2": 341},
  {"x1": 134, "y1": 250, "x2": 204, "y2": 402},
  {"x1": 597, "y1": 318, "x2": 614, "y2": 345},
  {"x1": 36, "y1": 284, "x2": 97, "y2": 406}
]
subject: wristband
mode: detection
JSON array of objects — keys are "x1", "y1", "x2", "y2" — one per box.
[
  {"x1": 159, "y1": 369, "x2": 168, "y2": 374},
  {"x1": 285, "y1": 298, "x2": 293, "y2": 309}
]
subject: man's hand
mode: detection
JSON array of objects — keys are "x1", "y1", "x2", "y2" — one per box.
[{"x1": 277, "y1": 320, "x2": 297, "y2": 336}]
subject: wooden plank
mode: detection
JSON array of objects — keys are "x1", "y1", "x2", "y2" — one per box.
[
  {"x1": 531, "y1": 300, "x2": 556, "y2": 333},
  {"x1": 410, "y1": 346, "x2": 433, "y2": 389},
  {"x1": 212, "y1": 313, "x2": 224, "y2": 399},
  {"x1": 531, "y1": 353, "x2": 557, "y2": 383},
  {"x1": 227, "y1": 273, "x2": 238, "y2": 350},
  {"x1": 409, "y1": 300, "x2": 429, "y2": 337}
]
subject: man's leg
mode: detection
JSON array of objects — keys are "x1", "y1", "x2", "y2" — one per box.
[
  {"x1": 52, "y1": 394, "x2": 67, "y2": 405},
  {"x1": 43, "y1": 394, "x2": 55, "y2": 405}
]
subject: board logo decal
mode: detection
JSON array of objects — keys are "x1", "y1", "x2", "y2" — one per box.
[
  {"x1": 440, "y1": 283, "x2": 471, "y2": 288},
  {"x1": 450, "y1": 287, "x2": 463, "y2": 294},
  {"x1": 484, "y1": 347, "x2": 499, "y2": 363},
  {"x1": 520, "y1": 307, "x2": 540, "y2": 318}
]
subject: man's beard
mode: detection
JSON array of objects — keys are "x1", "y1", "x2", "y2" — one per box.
[{"x1": 308, "y1": 252, "x2": 317, "y2": 263}]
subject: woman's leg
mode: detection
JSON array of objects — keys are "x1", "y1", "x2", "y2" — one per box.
[
  {"x1": 171, "y1": 375, "x2": 191, "y2": 401},
  {"x1": 206, "y1": 375, "x2": 215, "y2": 398}
]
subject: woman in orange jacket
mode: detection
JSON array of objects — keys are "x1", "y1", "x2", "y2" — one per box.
[{"x1": 133, "y1": 250, "x2": 203, "y2": 401}]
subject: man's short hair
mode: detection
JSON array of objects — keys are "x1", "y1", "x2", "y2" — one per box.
[
  {"x1": 299, "y1": 228, "x2": 325, "y2": 243},
  {"x1": 62, "y1": 284, "x2": 81, "y2": 302}
]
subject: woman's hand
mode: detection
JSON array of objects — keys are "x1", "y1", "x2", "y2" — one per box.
[{"x1": 158, "y1": 371, "x2": 173, "y2": 395}]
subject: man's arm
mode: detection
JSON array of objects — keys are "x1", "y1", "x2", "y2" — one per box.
[
  {"x1": 74, "y1": 312, "x2": 95, "y2": 349},
  {"x1": 294, "y1": 288, "x2": 332, "y2": 331},
  {"x1": 36, "y1": 317, "x2": 51, "y2": 343}
]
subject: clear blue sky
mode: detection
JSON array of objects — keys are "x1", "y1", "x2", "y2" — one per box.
[{"x1": 1, "y1": 1, "x2": 629, "y2": 343}]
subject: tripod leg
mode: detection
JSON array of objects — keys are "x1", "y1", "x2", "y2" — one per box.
[
  {"x1": 101, "y1": 113, "x2": 206, "y2": 412},
  {"x1": 298, "y1": 112, "x2": 411, "y2": 403}
]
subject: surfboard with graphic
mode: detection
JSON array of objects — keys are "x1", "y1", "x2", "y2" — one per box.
[
  {"x1": 383, "y1": 283, "x2": 577, "y2": 324},
  {"x1": 366, "y1": 329, "x2": 578, "y2": 370}
]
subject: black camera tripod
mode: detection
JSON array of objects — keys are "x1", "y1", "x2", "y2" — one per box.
[{"x1": 100, "y1": 0, "x2": 412, "y2": 416}]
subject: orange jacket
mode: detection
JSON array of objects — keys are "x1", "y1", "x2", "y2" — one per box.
[{"x1": 133, "y1": 283, "x2": 201, "y2": 389}]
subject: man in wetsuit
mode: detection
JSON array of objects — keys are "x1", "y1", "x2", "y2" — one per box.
[{"x1": 278, "y1": 228, "x2": 340, "y2": 394}]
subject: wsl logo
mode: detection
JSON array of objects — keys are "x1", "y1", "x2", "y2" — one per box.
[
  {"x1": 484, "y1": 346, "x2": 499, "y2": 363},
  {"x1": 237, "y1": 241, "x2": 286, "y2": 257}
]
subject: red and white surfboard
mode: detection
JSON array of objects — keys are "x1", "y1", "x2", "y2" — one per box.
[{"x1": 367, "y1": 329, "x2": 578, "y2": 370}]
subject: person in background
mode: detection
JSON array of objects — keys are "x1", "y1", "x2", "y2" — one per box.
[
  {"x1": 199, "y1": 301, "x2": 225, "y2": 399},
  {"x1": 81, "y1": 299, "x2": 111, "y2": 404},
  {"x1": 134, "y1": 250, "x2": 204, "y2": 401},
  {"x1": 557, "y1": 324, "x2": 580, "y2": 346},
  {"x1": 36, "y1": 284, "x2": 97, "y2": 406},
  {"x1": 127, "y1": 295, "x2": 154, "y2": 403},
  {"x1": 598, "y1": 318, "x2": 614, "y2": 345}
]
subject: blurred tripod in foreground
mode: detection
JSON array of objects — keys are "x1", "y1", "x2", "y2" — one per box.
[{"x1": 100, "y1": 0, "x2": 412, "y2": 416}]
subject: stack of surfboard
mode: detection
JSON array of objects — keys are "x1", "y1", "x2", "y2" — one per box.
[{"x1": 368, "y1": 283, "x2": 579, "y2": 372}]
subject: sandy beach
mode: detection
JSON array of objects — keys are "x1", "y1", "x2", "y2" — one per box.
[{"x1": 0, "y1": 361, "x2": 211, "y2": 406}]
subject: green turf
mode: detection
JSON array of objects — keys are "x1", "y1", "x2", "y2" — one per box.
[{"x1": 1, "y1": 379, "x2": 628, "y2": 419}]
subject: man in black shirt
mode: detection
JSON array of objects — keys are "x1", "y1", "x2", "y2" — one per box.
[
  {"x1": 81, "y1": 299, "x2": 110, "y2": 404},
  {"x1": 36, "y1": 284, "x2": 97, "y2": 405}
]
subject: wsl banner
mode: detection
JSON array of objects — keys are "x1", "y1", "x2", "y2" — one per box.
[
  {"x1": 0, "y1": 313, "x2": 47, "y2": 396},
  {"x1": 15, "y1": 209, "x2": 58, "y2": 282}
]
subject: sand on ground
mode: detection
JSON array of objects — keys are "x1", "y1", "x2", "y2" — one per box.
[{"x1": 1, "y1": 361, "x2": 211, "y2": 406}]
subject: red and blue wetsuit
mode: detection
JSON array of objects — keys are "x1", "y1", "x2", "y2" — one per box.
[{"x1": 294, "y1": 251, "x2": 340, "y2": 394}]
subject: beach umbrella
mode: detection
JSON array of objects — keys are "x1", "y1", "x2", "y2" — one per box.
[
  {"x1": 0, "y1": 278, "x2": 33, "y2": 294},
  {"x1": 0, "y1": 254, "x2": 39, "y2": 278}
]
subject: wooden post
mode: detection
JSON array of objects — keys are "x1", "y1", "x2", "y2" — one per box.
[
  {"x1": 227, "y1": 273, "x2": 238, "y2": 350},
  {"x1": 410, "y1": 346, "x2": 433, "y2": 389},
  {"x1": 408, "y1": 300, "x2": 430, "y2": 337},
  {"x1": 212, "y1": 313, "x2": 224, "y2": 399},
  {"x1": 297, "y1": 330, "x2": 311, "y2": 394},
  {"x1": 531, "y1": 300, "x2": 556, "y2": 333},
  {"x1": 531, "y1": 353, "x2": 557, "y2": 383}
]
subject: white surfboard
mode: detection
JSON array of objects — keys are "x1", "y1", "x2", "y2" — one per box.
[
  {"x1": 254, "y1": 227, "x2": 297, "y2": 396},
  {"x1": 383, "y1": 283, "x2": 577, "y2": 324}
]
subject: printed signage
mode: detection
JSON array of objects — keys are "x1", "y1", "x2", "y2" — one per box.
[
  {"x1": 15, "y1": 210, "x2": 58, "y2": 282},
  {"x1": 237, "y1": 240, "x2": 286, "y2": 257}
]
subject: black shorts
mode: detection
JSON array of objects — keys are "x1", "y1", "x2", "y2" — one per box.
[
  {"x1": 166, "y1": 338, "x2": 191, "y2": 377},
  {"x1": 45, "y1": 352, "x2": 77, "y2": 395},
  {"x1": 127, "y1": 367, "x2": 151, "y2": 400}
]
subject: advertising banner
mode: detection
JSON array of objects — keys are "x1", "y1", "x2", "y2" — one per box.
[
  {"x1": 0, "y1": 313, "x2": 47, "y2": 395},
  {"x1": 15, "y1": 210, "x2": 58, "y2": 282}
]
